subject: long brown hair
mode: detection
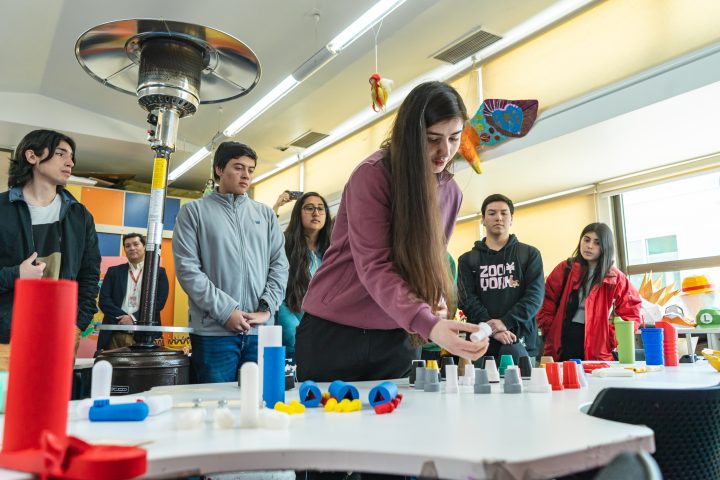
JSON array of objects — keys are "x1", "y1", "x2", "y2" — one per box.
[
  {"x1": 381, "y1": 81, "x2": 467, "y2": 311},
  {"x1": 284, "y1": 192, "x2": 333, "y2": 312}
]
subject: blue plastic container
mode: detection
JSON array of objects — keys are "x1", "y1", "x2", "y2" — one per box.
[
  {"x1": 641, "y1": 328, "x2": 664, "y2": 366},
  {"x1": 328, "y1": 380, "x2": 359, "y2": 401},
  {"x1": 368, "y1": 381, "x2": 398, "y2": 407},
  {"x1": 263, "y1": 346, "x2": 286, "y2": 408},
  {"x1": 299, "y1": 380, "x2": 322, "y2": 408},
  {"x1": 89, "y1": 399, "x2": 149, "y2": 422}
]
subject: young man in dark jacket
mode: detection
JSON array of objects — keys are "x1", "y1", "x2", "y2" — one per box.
[
  {"x1": 458, "y1": 193, "x2": 544, "y2": 360},
  {"x1": 0, "y1": 130, "x2": 100, "y2": 345}
]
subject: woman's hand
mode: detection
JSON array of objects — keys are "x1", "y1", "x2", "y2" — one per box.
[{"x1": 429, "y1": 320, "x2": 489, "y2": 361}]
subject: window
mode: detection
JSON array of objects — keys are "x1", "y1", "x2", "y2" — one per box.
[{"x1": 617, "y1": 170, "x2": 720, "y2": 297}]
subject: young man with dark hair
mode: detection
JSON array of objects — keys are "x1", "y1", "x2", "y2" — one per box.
[
  {"x1": 173, "y1": 141, "x2": 288, "y2": 383},
  {"x1": 458, "y1": 193, "x2": 544, "y2": 361},
  {"x1": 97, "y1": 233, "x2": 169, "y2": 351},
  {"x1": 0, "y1": 129, "x2": 100, "y2": 346}
]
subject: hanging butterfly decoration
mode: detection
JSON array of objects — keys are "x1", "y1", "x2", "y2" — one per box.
[{"x1": 458, "y1": 99, "x2": 539, "y2": 174}]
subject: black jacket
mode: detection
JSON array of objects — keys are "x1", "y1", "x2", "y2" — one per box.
[
  {"x1": 458, "y1": 234, "x2": 544, "y2": 353},
  {"x1": 97, "y1": 263, "x2": 169, "y2": 351},
  {"x1": 0, "y1": 187, "x2": 100, "y2": 343}
]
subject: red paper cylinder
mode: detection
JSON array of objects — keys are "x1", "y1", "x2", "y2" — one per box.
[{"x1": 2, "y1": 279, "x2": 77, "y2": 453}]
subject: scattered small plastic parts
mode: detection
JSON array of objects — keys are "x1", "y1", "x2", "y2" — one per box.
[
  {"x1": 324, "y1": 398, "x2": 361, "y2": 412},
  {"x1": 274, "y1": 400, "x2": 306, "y2": 415}
]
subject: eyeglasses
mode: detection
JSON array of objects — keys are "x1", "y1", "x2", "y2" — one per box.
[{"x1": 302, "y1": 205, "x2": 326, "y2": 214}]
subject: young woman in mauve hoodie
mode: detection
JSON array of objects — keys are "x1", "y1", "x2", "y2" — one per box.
[{"x1": 296, "y1": 81, "x2": 489, "y2": 382}]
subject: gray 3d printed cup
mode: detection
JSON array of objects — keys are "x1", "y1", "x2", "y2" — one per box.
[
  {"x1": 503, "y1": 366, "x2": 523, "y2": 394},
  {"x1": 424, "y1": 368, "x2": 440, "y2": 392},
  {"x1": 526, "y1": 367, "x2": 551, "y2": 393},
  {"x1": 409, "y1": 360, "x2": 426, "y2": 386},
  {"x1": 414, "y1": 366, "x2": 427, "y2": 389},
  {"x1": 474, "y1": 368, "x2": 491, "y2": 394},
  {"x1": 484, "y1": 358, "x2": 500, "y2": 383}
]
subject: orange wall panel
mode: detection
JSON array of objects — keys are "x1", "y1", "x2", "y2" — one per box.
[{"x1": 82, "y1": 187, "x2": 124, "y2": 225}]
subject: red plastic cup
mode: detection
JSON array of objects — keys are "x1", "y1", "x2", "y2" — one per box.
[
  {"x1": 562, "y1": 361, "x2": 581, "y2": 389},
  {"x1": 656, "y1": 321, "x2": 679, "y2": 366},
  {"x1": 545, "y1": 362, "x2": 564, "y2": 391}
]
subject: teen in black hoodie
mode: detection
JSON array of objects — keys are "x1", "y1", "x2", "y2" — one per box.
[{"x1": 458, "y1": 194, "x2": 544, "y2": 359}]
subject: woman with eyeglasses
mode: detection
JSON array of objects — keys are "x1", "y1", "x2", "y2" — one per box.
[
  {"x1": 296, "y1": 81, "x2": 489, "y2": 382},
  {"x1": 278, "y1": 192, "x2": 333, "y2": 363}
]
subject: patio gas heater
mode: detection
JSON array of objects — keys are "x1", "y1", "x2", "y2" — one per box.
[{"x1": 75, "y1": 20, "x2": 260, "y2": 393}]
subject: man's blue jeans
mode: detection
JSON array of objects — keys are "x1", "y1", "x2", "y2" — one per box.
[{"x1": 190, "y1": 333, "x2": 259, "y2": 383}]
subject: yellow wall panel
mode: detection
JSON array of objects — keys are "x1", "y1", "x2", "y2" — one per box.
[
  {"x1": 304, "y1": 115, "x2": 395, "y2": 199},
  {"x1": 448, "y1": 220, "x2": 481, "y2": 264},
  {"x1": 65, "y1": 184, "x2": 82, "y2": 199},
  {"x1": 252, "y1": 165, "x2": 300, "y2": 217},
  {"x1": 483, "y1": 0, "x2": 720, "y2": 110},
  {"x1": 511, "y1": 194, "x2": 596, "y2": 276}
]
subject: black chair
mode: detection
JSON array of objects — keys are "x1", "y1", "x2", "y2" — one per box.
[
  {"x1": 594, "y1": 452, "x2": 662, "y2": 480},
  {"x1": 587, "y1": 384, "x2": 720, "y2": 480}
]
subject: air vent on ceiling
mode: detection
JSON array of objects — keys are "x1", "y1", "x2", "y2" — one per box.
[
  {"x1": 432, "y1": 28, "x2": 502, "y2": 64},
  {"x1": 289, "y1": 130, "x2": 330, "y2": 149}
]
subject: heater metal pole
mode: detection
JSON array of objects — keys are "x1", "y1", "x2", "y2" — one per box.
[{"x1": 136, "y1": 107, "x2": 180, "y2": 348}]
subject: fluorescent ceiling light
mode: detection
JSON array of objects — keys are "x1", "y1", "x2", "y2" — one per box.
[
  {"x1": 68, "y1": 175, "x2": 97, "y2": 186},
  {"x1": 254, "y1": 0, "x2": 592, "y2": 186},
  {"x1": 168, "y1": 146, "x2": 211, "y2": 182},
  {"x1": 327, "y1": 0, "x2": 406, "y2": 53},
  {"x1": 223, "y1": 75, "x2": 300, "y2": 137}
]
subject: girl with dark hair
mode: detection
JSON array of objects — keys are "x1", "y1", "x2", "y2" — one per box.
[
  {"x1": 296, "y1": 81, "x2": 488, "y2": 382},
  {"x1": 538, "y1": 222, "x2": 642, "y2": 361},
  {"x1": 278, "y1": 192, "x2": 333, "y2": 362}
]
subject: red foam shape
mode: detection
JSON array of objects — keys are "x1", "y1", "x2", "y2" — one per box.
[
  {"x1": 0, "y1": 431, "x2": 146, "y2": 480},
  {"x1": 396, "y1": 393, "x2": 403, "y2": 404},
  {"x1": 582, "y1": 363, "x2": 611, "y2": 373},
  {"x1": 374, "y1": 403, "x2": 395, "y2": 414},
  {"x1": 545, "y1": 362, "x2": 564, "y2": 391},
  {"x1": 3, "y1": 280, "x2": 77, "y2": 452},
  {"x1": 562, "y1": 361, "x2": 580, "y2": 389}
]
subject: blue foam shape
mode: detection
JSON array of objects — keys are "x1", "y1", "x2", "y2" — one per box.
[
  {"x1": 299, "y1": 380, "x2": 322, "y2": 408},
  {"x1": 368, "y1": 381, "x2": 398, "y2": 407},
  {"x1": 263, "y1": 346, "x2": 286, "y2": 408},
  {"x1": 89, "y1": 399, "x2": 149, "y2": 421},
  {"x1": 328, "y1": 380, "x2": 359, "y2": 401}
]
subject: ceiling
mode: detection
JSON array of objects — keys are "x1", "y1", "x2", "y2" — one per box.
[{"x1": 0, "y1": 0, "x2": 560, "y2": 190}]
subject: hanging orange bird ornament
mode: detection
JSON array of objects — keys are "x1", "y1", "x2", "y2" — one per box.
[{"x1": 369, "y1": 73, "x2": 393, "y2": 112}]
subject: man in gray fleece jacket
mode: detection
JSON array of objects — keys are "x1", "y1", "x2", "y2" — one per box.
[{"x1": 173, "y1": 142, "x2": 288, "y2": 383}]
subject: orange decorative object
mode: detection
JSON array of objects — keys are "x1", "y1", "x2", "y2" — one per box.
[{"x1": 458, "y1": 124, "x2": 482, "y2": 173}]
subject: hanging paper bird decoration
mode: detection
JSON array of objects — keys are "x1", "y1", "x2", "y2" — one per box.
[
  {"x1": 457, "y1": 99, "x2": 539, "y2": 174},
  {"x1": 369, "y1": 73, "x2": 394, "y2": 112}
]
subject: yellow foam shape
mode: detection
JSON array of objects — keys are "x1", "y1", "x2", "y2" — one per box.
[
  {"x1": 324, "y1": 398, "x2": 338, "y2": 412},
  {"x1": 350, "y1": 399, "x2": 362, "y2": 411}
]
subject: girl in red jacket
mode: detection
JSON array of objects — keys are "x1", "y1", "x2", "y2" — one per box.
[{"x1": 537, "y1": 223, "x2": 641, "y2": 361}]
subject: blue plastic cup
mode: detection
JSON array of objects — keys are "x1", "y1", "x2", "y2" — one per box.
[{"x1": 641, "y1": 328, "x2": 664, "y2": 366}]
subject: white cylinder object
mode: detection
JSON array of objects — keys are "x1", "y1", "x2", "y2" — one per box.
[
  {"x1": 445, "y1": 365, "x2": 459, "y2": 393},
  {"x1": 470, "y1": 323, "x2": 493, "y2": 343},
  {"x1": 90, "y1": 360, "x2": 113, "y2": 398},
  {"x1": 240, "y1": 362, "x2": 260, "y2": 428}
]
